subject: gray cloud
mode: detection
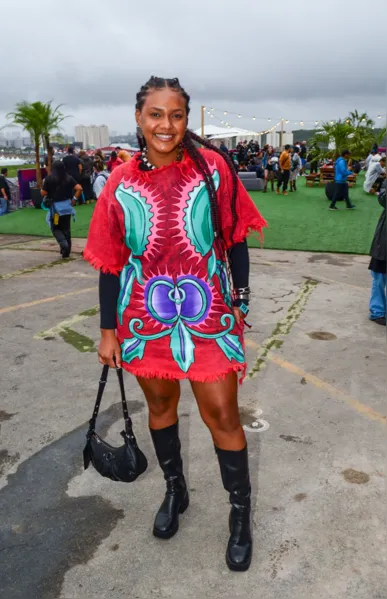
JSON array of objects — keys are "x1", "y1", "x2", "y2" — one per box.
[{"x1": 2, "y1": 0, "x2": 386, "y2": 133}]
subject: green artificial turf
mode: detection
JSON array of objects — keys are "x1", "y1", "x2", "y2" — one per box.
[
  {"x1": 0, "y1": 173, "x2": 382, "y2": 255},
  {"x1": 248, "y1": 174, "x2": 380, "y2": 254},
  {"x1": 2, "y1": 164, "x2": 33, "y2": 178}
]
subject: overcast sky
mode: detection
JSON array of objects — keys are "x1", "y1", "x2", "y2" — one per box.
[{"x1": 2, "y1": 0, "x2": 386, "y2": 137}]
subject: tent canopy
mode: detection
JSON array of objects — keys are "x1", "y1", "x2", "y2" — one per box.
[{"x1": 193, "y1": 125, "x2": 261, "y2": 140}]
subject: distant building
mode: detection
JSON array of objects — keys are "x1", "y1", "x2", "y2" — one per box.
[{"x1": 75, "y1": 125, "x2": 109, "y2": 149}]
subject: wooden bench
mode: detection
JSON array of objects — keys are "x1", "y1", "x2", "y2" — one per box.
[{"x1": 305, "y1": 173, "x2": 320, "y2": 187}]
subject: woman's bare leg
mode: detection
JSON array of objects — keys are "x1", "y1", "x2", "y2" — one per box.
[
  {"x1": 137, "y1": 376, "x2": 180, "y2": 429},
  {"x1": 190, "y1": 371, "x2": 245, "y2": 450}
]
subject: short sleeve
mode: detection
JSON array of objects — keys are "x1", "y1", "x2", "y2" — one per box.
[
  {"x1": 83, "y1": 174, "x2": 130, "y2": 275},
  {"x1": 216, "y1": 154, "x2": 268, "y2": 248}
]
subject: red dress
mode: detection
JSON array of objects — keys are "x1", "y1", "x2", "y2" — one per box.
[{"x1": 84, "y1": 149, "x2": 267, "y2": 382}]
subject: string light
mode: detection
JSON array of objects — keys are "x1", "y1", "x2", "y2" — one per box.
[{"x1": 204, "y1": 106, "x2": 386, "y2": 129}]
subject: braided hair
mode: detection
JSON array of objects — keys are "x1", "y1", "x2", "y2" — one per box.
[{"x1": 135, "y1": 76, "x2": 239, "y2": 246}]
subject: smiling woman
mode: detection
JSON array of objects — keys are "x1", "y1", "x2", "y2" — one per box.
[{"x1": 83, "y1": 75, "x2": 267, "y2": 572}]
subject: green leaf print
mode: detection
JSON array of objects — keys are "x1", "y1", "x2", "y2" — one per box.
[
  {"x1": 216, "y1": 333, "x2": 245, "y2": 363},
  {"x1": 170, "y1": 321, "x2": 196, "y2": 373},
  {"x1": 184, "y1": 170, "x2": 220, "y2": 257},
  {"x1": 115, "y1": 184, "x2": 153, "y2": 256},
  {"x1": 121, "y1": 337, "x2": 146, "y2": 364},
  {"x1": 118, "y1": 265, "x2": 136, "y2": 325}
]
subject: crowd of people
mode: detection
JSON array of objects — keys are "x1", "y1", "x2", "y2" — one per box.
[{"x1": 219, "y1": 140, "x2": 309, "y2": 194}]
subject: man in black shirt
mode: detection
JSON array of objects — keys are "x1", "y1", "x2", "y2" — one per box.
[
  {"x1": 0, "y1": 168, "x2": 11, "y2": 214},
  {"x1": 63, "y1": 146, "x2": 82, "y2": 183}
]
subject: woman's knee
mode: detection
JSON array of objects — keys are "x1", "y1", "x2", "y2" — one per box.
[{"x1": 202, "y1": 407, "x2": 241, "y2": 435}]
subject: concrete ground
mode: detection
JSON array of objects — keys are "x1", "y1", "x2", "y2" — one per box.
[{"x1": 0, "y1": 236, "x2": 385, "y2": 599}]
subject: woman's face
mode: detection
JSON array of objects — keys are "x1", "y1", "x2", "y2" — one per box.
[{"x1": 136, "y1": 88, "x2": 188, "y2": 160}]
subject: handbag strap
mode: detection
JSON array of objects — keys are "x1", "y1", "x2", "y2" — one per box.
[{"x1": 88, "y1": 363, "x2": 133, "y2": 437}]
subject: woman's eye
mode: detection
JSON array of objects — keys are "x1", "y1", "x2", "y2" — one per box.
[
  {"x1": 151, "y1": 112, "x2": 160, "y2": 118},
  {"x1": 173, "y1": 114, "x2": 183, "y2": 119}
]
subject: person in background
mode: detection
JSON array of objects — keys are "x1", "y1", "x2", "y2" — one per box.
[
  {"x1": 107, "y1": 150, "x2": 123, "y2": 172},
  {"x1": 41, "y1": 161, "x2": 82, "y2": 258},
  {"x1": 365, "y1": 149, "x2": 381, "y2": 170},
  {"x1": 307, "y1": 143, "x2": 319, "y2": 174},
  {"x1": 329, "y1": 150, "x2": 356, "y2": 211},
  {"x1": 299, "y1": 141, "x2": 307, "y2": 175},
  {"x1": 276, "y1": 144, "x2": 291, "y2": 196},
  {"x1": 238, "y1": 162, "x2": 248, "y2": 172},
  {"x1": 220, "y1": 141, "x2": 229, "y2": 155},
  {"x1": 368, "y1": 181, "x2": 386, "y2": 326},
  {"x1": 290, "y1": 147, "x2": 302, "y2": 192},
  {"x1": 92, "y1": 160, "x2": 109, "y2": 199},
  {"x1": 0, "y1": 168, "x2": 11, "y2": 214},
  {"x1": 63, "y1": 146, "x2": 82, "y2": 183},
  {"x1": 79, "y1": 150, "x2": 94, "y2": 201},
  {"x1": 262, "y1": 146, "x2": 276, "y2": 193},
  {"x1": 364, "y1": 156, "x2": 386, "y2": 194},
  {"x1": 94, "y1": 149, "x2": 105, "y2": 163}
]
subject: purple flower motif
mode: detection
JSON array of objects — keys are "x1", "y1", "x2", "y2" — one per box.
[{"x1": 145, "y1": 275, "x2": 212, "y2": 325}]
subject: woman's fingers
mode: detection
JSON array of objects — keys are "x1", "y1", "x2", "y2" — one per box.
[
  {"x1": 233, "y1": 307, "x2": 241, "y2": 325},
  {"x1": 98, "y1": 352, "x2": 117, "y2": 368},
  {"x1": 114, "y1": 348, "x2": 122, "y2": 368}
]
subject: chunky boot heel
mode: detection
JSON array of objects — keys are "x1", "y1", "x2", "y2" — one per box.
[
  {"x1": 216, "y1": 445, "x2": 252, "y2": 572},
  {"x1": 150, "y1": 422, "x2": 189, "y2": 540}
]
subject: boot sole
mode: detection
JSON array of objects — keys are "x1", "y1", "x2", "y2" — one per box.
[
  {"x1": 153, "y1": 494, "x2": 189, "y2": 540},
  {"x1": 226, "y1": 552, "x2": 252, "y2": 572}
]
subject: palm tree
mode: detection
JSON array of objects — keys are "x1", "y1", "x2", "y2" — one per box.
[
  {"x1": 7, "y1": 101, "x2": 46, "y2": 188},
  {"x1": 40, "y1": 101, "x2": 67, "y2": 174},
  {"x1": 348, "y1": 110, "x2": 374, "y2": 129},
  {"x1": 310, "y1": 120, "x2": 354, "y2": 160}
]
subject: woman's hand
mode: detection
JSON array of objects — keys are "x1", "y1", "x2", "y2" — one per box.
[
  {"x1": 98, "y1": 329, "x2": 122, "y2": 368},
  {"x1": 233, "y1": 307, "x2": 246, "y2": 326}
]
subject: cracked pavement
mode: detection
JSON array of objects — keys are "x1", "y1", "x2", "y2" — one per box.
[{"x1": 0, "y1": 237, "x2": 385, "y2": 599}]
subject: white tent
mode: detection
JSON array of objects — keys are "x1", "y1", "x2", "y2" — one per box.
[{"x1": 193, "y1": 125, "x2": 232, "y2": 137}]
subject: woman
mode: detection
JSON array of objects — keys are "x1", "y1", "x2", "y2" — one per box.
[
  {"x1": 92, "y1": 159, "x2": 109, "y2": 199},
  {"x1": 290, "y1": 147, "x2": 301, "y2": 192},
  {"x1": 106, "y1": 150, "x2": 123, "y2": 172},
  {"x1": 84, "y1": 76, "x2": 266, "y2": 572},
  {"x1": 41, "y1": 161, "x2": 82, "y2": 258},
  {"x1": 262, "y1": 145, "x2": 276, "y2": 192}
]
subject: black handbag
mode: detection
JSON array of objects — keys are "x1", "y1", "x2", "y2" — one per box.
[{"x1": 83, "y1": 364, "x2": 148, "y2": 482}]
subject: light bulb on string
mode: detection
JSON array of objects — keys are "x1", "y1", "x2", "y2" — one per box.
[
  {"x1": 315, "y1": 121, "x2": 318, "y2": 125},
  {"x1": 210, "y1": 107, "x2": 214, "y2": 111},
  {"x1": 268, "y1": 118, "x2": 271, "y2": 122},
  {"x1": 224, "y1": 111, "x2": 228, "y2": 115},
  {"x1": 286, "y1": 120, "x2": 289, "y2": 124},
  {"x1": 238, "y1": 114, "x2": 242, "y2": 118},
  {"x1": 330, "y1": 121, "x2": 334, "y2": 125},
  {"x1": 252, "y1": 117, "x2": 256, "y2": 120}
]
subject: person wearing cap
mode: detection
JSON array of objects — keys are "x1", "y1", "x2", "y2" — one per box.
[{"x1": 329, "y1": 150, "x2": 356, "y2": 211}]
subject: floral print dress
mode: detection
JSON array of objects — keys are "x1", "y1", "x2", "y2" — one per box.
[{"x1": 84, "y1": 149, "x2": 267, "y2": 382}]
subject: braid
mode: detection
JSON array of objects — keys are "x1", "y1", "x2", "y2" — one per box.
[{"x1": 135, "y1": 76, "x2": 239, "y2": 246}]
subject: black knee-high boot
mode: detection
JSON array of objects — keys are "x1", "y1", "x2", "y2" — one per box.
[
  {"x1": 215, "y1": 445, "x2": 252, "y2": 571},
  {"x1": 150, "y1": 422, "x2": 189, "y2": 539}
]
